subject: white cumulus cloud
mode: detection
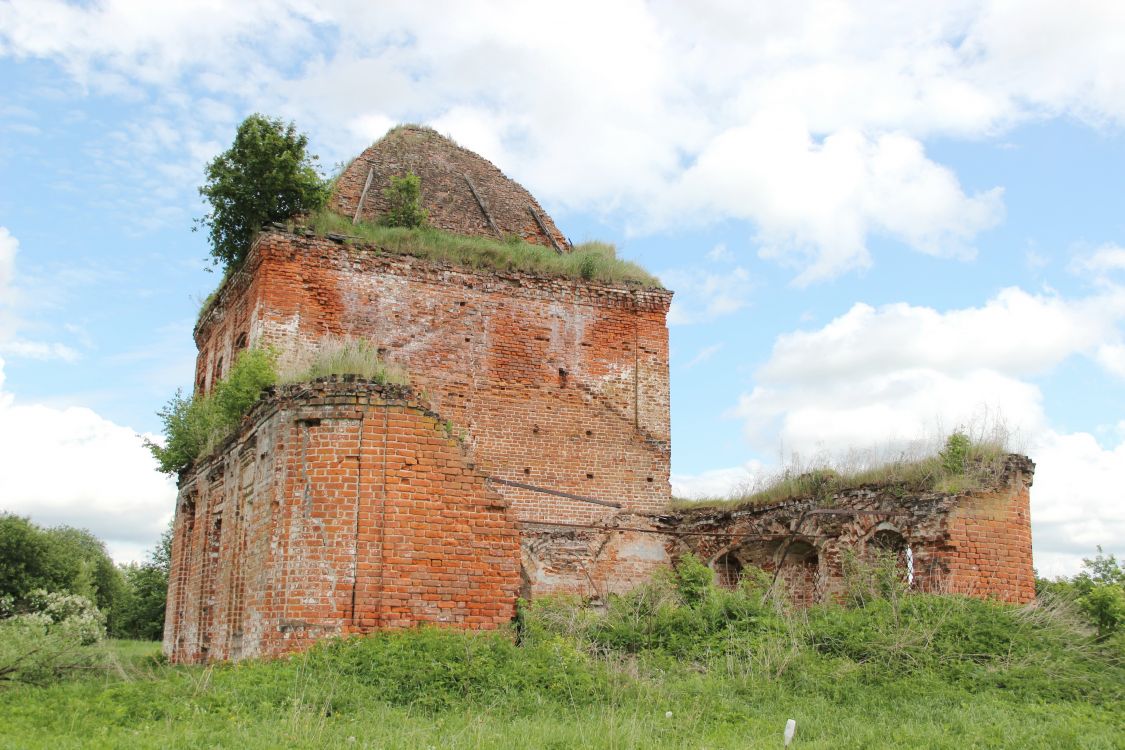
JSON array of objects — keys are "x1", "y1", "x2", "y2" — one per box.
[
  {"x1": 5, "y1": 2, "x2": 1125, "y2": 279},
  {"x1": 0, "y1": 355, "x2": 177, "y2": 563}
]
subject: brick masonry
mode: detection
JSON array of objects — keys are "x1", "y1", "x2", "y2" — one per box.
[
  {"x1": 164, "y1": 381, "x2": 520, "y2": 664},
  {"x1": 665, "y1": 454, "x2": 1036, "y2": 605}
]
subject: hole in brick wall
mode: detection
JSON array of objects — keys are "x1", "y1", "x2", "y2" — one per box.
[
  {"x1": 586, "y1": 472, "x2": 594, "y2": 479},
  {"x1": 235, "y1": 332, "x2": 248, "y2": 350},
  {"x1": 558, "y1": 368, "x2": 569, "y2": 387},
  {"x1": 647, "y1": 476, "x2": 653, "y2": 482},
  {"x1": 458, "y1": 301, "x2": 466, "y2": 307},
  {"x1": 585, "y1": 429, "x2": 593, "y2": 437},
  {"x1": 533, "y1": 425, "x2": 540, "y2": 434},
  {"x1": 524, "y1": 467, "x2": 531, "y2": 475},
  {"x1": 464, "y1": 337, "x2": 470, "y2": 342}
]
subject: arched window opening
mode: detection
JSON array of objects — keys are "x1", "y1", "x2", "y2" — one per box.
[
  {"x1": 779, "y1": 540, "x2": 820, "y2": 605},
  {"x1": 712, "y1": 552, "x2": 743, "y2": 589}
]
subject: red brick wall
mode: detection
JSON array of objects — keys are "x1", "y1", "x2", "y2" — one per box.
[
  {"x1": 193, "y1": 229, "x2": 673, "y2": 597},
  {"x1": 667, "y1": 455, "x2": 1037, "y2": 606},
  {"x1": 942, "y1": 459, "x2": 1036, "y2": 603},
  {"x1": 164, "y1": 382, "x2": 521, "y2": 664}
]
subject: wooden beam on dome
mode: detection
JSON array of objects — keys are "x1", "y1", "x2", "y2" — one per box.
[
  {"x1": 528, "y1": 205, "x2": 565, "y2": 254},
  {"x1": 463, "y1": 173, "x2": 502, "y2": 238},
  {"x1": 352, "y1": 166, "x2": 375, "y2": 225}
]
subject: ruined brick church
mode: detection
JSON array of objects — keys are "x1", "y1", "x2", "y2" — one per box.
[{"x1": 164, "y1": 126, "x2": 1035, "y2": 663}]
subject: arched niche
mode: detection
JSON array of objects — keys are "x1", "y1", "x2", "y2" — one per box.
[
  {"x1": 778, "y1": 539, "x2": 820, "y2": 604},
  {"x1": 711, "y1": 551, "x2": 743, "y2": 589}
]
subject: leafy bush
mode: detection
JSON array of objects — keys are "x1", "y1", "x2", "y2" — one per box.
[
  {"x1": 0, "y1": 590, "x2": 105, "y2": 685},
  {"x1": 940, "y1": 430, "x2": 972, "y2": 474},
  {"x1": 148, "y1": 348, "x2": 278, "y2": 474},
  {"x1": 1039, "y1": 547, "x2": 1125, "y2": 640},
  {"x1": 198, "y1": 114, "x2": 327, "y2": 270},
  {"x1": 378, "y1": 172, "x2": 428, "y2": 229}
]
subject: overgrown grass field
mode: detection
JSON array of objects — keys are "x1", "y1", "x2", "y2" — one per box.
[{"x1": 2, "y1": 565, "x2": 1121, "y2": 749}]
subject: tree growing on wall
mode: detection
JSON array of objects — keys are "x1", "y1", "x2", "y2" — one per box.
[{"x1": 197, "y1": 114, "x2": 327, "y2": 269}]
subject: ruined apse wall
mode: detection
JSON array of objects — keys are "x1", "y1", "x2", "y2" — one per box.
[
  {"x1": 192, "y1": 229, "x2": 674, "y2": 598},
  {"x1": 668, "y1": 455, "x2": 1036, "y2": 605},
  {"x1": 164, "y1": 381, "x2": 520, "y2": 664}
]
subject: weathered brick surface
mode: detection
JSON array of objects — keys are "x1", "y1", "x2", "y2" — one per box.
[
  {"x1": 164, "y1": 381, "x2": 521, "y2": 664},
  {"x1": 667, "y1": 455, "x2": 1036, "y2": 605},
  {"x1": 331, "y1": 126, "x2": 569, "y2": 251},
  {"x1": 192, "y1": 229, "x2": 673, "y2": 600}
]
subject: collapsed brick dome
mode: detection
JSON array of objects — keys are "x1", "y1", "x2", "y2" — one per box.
[{"x1": 330, "y1": 125, "x2": 570, "y2": 252}]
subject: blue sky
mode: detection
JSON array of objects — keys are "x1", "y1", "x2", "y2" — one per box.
[{"x1": 0, "y1": 1, "x2": 1122, "y2": 575}]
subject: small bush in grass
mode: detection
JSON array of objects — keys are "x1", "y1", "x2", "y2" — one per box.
[
  {"x1": 940, "y1": 430, "x2": 972, "y2": 474},
  {"x1": 0, "y1": 590, "x2": 105, "y2": 685},
  {"x1": 299, "y1": 627, "x2": 610, "y2": 712},
  {"x1": 1039, "y1": 547, "x2": 1125, "y2": 640}
]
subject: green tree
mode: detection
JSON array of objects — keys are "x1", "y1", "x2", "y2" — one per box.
[
  {"x1": 198, "y1": 114, "x2": 327, "y2": 269},
  {"x1": 0, "y1": 514, "x2": 53, "y2": 599},
  {"x1": 114, "y1": 525, "x2": 173, "y2": 640},
  {"x1": 0, "y1": 516, "x2": 125, "y2": 631},
  {"x1": 379, "y1": 172, "x2": 428, "y2": 229}
]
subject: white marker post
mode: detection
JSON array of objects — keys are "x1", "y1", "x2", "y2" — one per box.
[{"x1": 784, "y1": 718, "x2": 797, "y2": 746}]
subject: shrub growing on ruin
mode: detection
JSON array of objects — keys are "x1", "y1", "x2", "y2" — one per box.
[
  {"x1": 150, "y1": 342, "x2": 407, "y2": 475},
  {"x1": 148, "y1": 348, "x2": 279, "y2": 474},
  {"x1": 379, "y1": 172, "x2": 428, "y2": 229},
  {"x1": 940, "y1": 430, "x2": 972, "y2": 475},
  {"x1": 198, "y1": 114, "x2": 327, "y2": 270}
]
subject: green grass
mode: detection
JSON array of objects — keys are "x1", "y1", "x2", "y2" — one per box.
[
  {"x1": 672, "y1": 432, "x2": 1012, "y2": 511},
  {"x1": 276, "y1": 337, "x2": 409, "y2": 386},
  {"x1": 2, "y1": 586, "x2": 1121, "y2": 749},
  {"x1": 296, "y1": 209, "x2": 664, "y2": 288}
]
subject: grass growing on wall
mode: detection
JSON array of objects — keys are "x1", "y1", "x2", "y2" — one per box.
[
  {"x1": 297, "y1": 209, "x2": 664, "y2": 288},
  {"x1": 1, "y1": 557, "x2": 1121, "y2": 749},
  {"x1": 673, "y1": 430, "x2": 1013, "y2": 511}
]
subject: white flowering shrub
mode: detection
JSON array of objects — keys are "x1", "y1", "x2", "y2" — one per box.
[{"x1": 0, "y1": 589, "x2": 106, "y2": 685}]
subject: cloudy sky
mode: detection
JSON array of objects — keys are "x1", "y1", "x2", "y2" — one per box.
[{"x1": 0, "y1": 1, "x2": 1121, "y2": 575}]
